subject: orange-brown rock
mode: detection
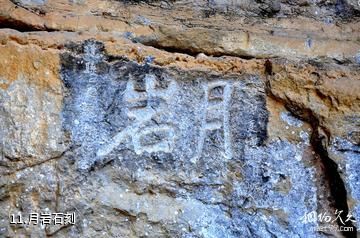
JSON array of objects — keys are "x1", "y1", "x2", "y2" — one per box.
[{"x1": 0, "y1": 1, "x2": 359, "y2": 238}]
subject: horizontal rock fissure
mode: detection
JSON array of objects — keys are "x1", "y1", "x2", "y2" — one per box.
[
  {"x1": 137, "y1": 41, "x2": 258, "y2": 60},
  {"x1": 0, "y1": 20, "x2": 63, "y2": 33},
  {"x1": 0, "y1": 18, "x2": 45, "y2": 32},
  {"x1": 0, "y1": 26, "x2": 260, "y2": 61}
]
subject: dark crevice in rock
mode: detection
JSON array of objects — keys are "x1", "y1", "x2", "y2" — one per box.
[
  {"x1": 291, "y1": 115, "x2": 355, "y2": 237},
  {"x1": 310, "y1": 128, "x2": 357, "y2": 238},
  {"x1": 334, "y1": 0, "x2": 360, "y2": 19},
  {"x1": 264, "y1": 59, "x2": 273, "y2": 76},
  {"x1": 64, "y1": 37, "x2": 259, "y2": 62},
  {"x1": 0, "y1": 18, "x2": 45, "y2": 32},
  {"x1": 265, "y1": 87, "x2": 357, "y2": 237},
  {"x1": 3, "y1": 148, "x2": 70, "y2": 176},
  {"x1": 115, "y1": 0, "x2": 175, "y2": 9},
  {"x1": 137, "y1": 40, "x2": 258, "y2": 60}
]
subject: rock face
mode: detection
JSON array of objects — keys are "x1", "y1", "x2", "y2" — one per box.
[{"x1": 0, "y1": 0, "x2": 359, "y2": 237}]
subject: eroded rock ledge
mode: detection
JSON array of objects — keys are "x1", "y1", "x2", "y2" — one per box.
[{"x1": 0, "y1": 1, "x2": 359, "y2": 237}]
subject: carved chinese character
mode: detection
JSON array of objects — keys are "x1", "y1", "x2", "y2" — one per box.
[
  {"x1": 193, "y1": 81, "x2": 232, "y2": 162},
  {"x1": 97, "y1": 74, "x2": 177, "y2": 157}
]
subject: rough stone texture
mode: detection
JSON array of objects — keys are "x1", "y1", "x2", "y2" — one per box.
[{"x1": 0, "y1": 0, "x2": 359, "y2": 237}]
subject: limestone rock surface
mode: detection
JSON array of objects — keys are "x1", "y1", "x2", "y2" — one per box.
[{"x1": 0, "y1": 0, "x2": 359, "y2": 237}]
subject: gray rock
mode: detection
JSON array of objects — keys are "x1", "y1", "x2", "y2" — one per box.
[{"x1": 54, "y1": 40, "x2": 330, "y2": 237}]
